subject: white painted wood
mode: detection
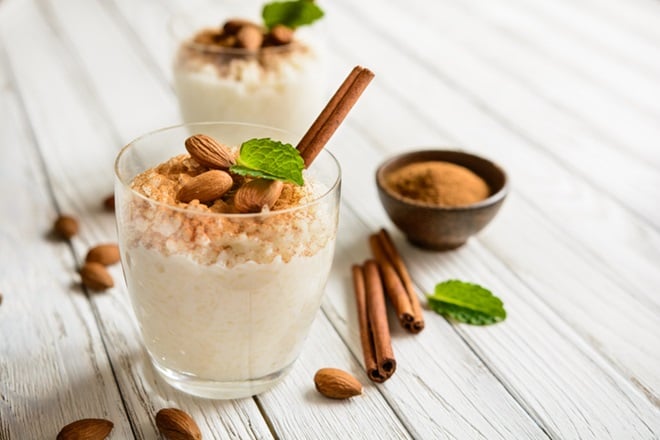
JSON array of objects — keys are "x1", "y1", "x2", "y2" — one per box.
[
  {"x1": 326, "y1": 0, "x2": 660, "y2": 230},
  {"x1": 0, "y1": 1, "x2": 273, "y2": 438},
  {"x1": 325, "y1": 123, "x2": 660, "y2": 438},
  {"x1": 322, "y1": 0, "x2": 660, "y2": 301},
  {"x1": 0, "y1": 48, "x2": 133, "y2": 439}
]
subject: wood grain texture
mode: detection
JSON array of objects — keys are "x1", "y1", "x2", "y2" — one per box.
[{"x1": 0, "y1": 44, "x2": 133, "y2": 439}]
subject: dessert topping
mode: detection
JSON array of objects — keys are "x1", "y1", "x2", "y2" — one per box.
[
  {"x1": 230, "y1": 138, "x2": 304, "y2": 185},
  {"x1": 233, "y1": 178, "x2": 284, "y2": 213},
  {"x1": 385, "y1": 161, "x2": 489, "y2": 207},
  {"x1": 176, "y1": 170, "x2": 233, "y2": 203},
  {"x1": 185, "y1": 134, "x2": 235, "y2": 170}
]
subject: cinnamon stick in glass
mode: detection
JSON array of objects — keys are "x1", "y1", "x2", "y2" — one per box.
[{"x1": 297, "y1": 66, "x2": 374, "y2": 167}]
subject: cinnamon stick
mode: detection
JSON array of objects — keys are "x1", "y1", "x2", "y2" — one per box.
[
  {"x1": 297, "y1": 66, "x2": 374, "y2": 167},
  {"x1": 369, "y1": 234, "x2": 414, "y2": 328},
  {"x1": 363, "y1": 260, "x2": 396, "y2": 381},
  {"x1": 351, "y1": 264, "x2": 380, "y2": 382},
  {"x1": 378, "y1": 229, "x2": 425, "y2": 333}
]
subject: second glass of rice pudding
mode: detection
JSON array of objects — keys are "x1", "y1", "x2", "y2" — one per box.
[
  {"x1": 170, "y1": 2, "x2": 327, "y2": 141},
  {"x1": 114, "y1": 122, "x2": 341, "y2": 399}
]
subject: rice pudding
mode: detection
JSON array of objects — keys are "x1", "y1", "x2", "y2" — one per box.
[
  {"x1": 114, "y1": 124, "x2": 340, "y2": 398},
  {"x1": 172, "y1": 10, "x2": 326, "y2": 139}
]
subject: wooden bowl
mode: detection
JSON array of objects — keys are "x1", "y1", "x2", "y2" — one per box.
[{"x1": 375, "y1": 149, "x2": 508, "y2": 250}]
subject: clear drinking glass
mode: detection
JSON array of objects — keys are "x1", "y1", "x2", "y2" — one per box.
[
  {"x1": 169, "y1": 7, "x2": 327, "y2": 140},
  {"x1": 114, "y1": 122, "x2": 341, "y2": 399}
]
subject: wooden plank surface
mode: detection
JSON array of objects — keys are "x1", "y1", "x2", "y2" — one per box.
[{"x1": 1, "y1": 0, "x2": 660, "y2": 438}]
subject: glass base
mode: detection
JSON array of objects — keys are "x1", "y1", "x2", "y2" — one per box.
[{"x1": 151, "y1": 357, "x2": 293, "y2": 399}]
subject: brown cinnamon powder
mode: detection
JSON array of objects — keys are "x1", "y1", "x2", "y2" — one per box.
[{"x1": 384, "y1": 161, "x2": 489, "y2": 207}]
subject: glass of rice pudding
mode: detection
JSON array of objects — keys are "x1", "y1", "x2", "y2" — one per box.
[
  {"x1": 114, "y1": 121, "x2": 340, "y2": 399},
  {"x1": 170, "y1": 1, "x2": 327, "y2": 141}
]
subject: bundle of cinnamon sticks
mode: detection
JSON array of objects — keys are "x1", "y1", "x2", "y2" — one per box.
[{"x1": 352, "y1": 228, "x2": 424, "y2": 383}]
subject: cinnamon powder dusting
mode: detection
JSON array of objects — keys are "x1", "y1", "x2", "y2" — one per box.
[{"x1": 384, "y1": 161, "x2": 489, "y2": 207}]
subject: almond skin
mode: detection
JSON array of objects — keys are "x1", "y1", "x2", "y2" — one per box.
[
  {"x1": 177, "y1": 170, "x2": 234, "y2": 204},
  {"x1": 156, "y1": 408, "x2": 202, "y2": 440},
  {"x1": 57, "y1": 418, "x2": 113, "y2": 440},
  {"x1": 233, "y1": 179, "x2": 283, "y2": 213},
  {"x1": 80, "y1": 262, "x2": 114, "y2": 291},
  {"x1": 268, "y1": 25, "x2": 294, "y2": 45},
  {"x1": 236, "y1": 25, "x2": 263, "y2": 50},
  {"x1": 85, "y1": 244, "x2": 120, "y2": 266},
  {"x1": 314, "y1": 368, "x2": 363, "y2": 399},
  {"x1": 54, "y1": 214, "x2": 79, "y2": 239},
  {"x1": 103, "y1": 194, "x2": 115, "y2": 212},
  {"x1": 185, "y1": 134, "x2": 235, "y2": 170}
]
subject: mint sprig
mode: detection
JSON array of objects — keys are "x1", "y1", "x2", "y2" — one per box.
[
  {"x1": 262, "y1": 0, "x2": 324, "y2": 30},
  {"x1": 230, "y1": 138, "x2": 305, "y2": 185},
  {"x1": 427, "y1": 280, "x2": 506, "y2": 325}
]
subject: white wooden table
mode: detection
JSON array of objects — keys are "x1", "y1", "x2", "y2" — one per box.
[{"x1": 2, "y1": 0, "x2": 660, "y2": 438}]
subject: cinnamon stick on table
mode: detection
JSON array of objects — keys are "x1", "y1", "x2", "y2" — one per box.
[
  {"x1": 372, "y1": 229, "x2": 425, "y2": 333},
  {"x1": 352, "y1": 261, "x2": 396, "y2": 382},
  {"x1": 369, "y1": 234, "x2": 415, "y2": 329},
  {"x1": 297, "y1": 66, "x2": 374, "y2": 167}
]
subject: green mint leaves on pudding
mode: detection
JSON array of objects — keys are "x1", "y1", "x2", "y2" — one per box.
[
  {"x1": 262, "y1": 0, "x2": 325, "y2": 30},
  {"x1": 230, "y1": 138, "x2": 305, "y2": 186},
  {"x1": 427, "y1": 280, "x2": 506, "y2": 325}
]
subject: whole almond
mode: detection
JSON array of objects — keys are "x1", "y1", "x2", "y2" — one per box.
[
  {"x1": 177, "y1": 170, "x2": 234, "y2": 203},
  {"x1": 54, "y1": 214, "x2": 79, "y2": 239},
  {"x1": 103, "y1": 194, "x2": 115, "y2": 212},
  {"x1": 233, "y1": 179, "x2": 283, "y2": 213},
  {"x1": 85, "y1": 244, "x2": 120, "y2": 266},
  {"x1": 185, "y1": 134, "x2": 235, "y2": 170},
  {"x1": 80, "y1": 262, "x2": 114, "y2": 291},
  {"x1": 57, "y1": 418, "x2": 113, "y2": 440},
  {"x1": 314, "y1": 368, "x2": 363, "y2": 399},
  {"x1": 269, "y1": 25, "x2": 294, "y2": 45},
  {"x1": 223, "y1": 18, "x2": 258, "y2": 35},
  {"x1": 236, "y1": 25, "x2": 263, "y2": 50},
  {"x1": 156, "y1": 408, "x2": 201, "y2": 440}
]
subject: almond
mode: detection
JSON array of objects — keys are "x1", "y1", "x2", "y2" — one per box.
[
  {"x1": 314, "y1": 368, "x2": 363, "y2": 399},
  {"x1": 177, "y1": 170, "x2": 233, "y2": 203},
  {"x1": 236, "y1": 25, "x2": 263, "y2": 50},
  {"x1": 269, "y1": 25, "x2": 294, "y2": 45},
  {"x1": 57, "y1": 418, "x2": 113, "y2": 440},
  {"x1": 80, "y1": 262, "x2": 114, "y2": 291},
  {"x1": 103, "y1": 194, "x2": 115, "y2": 212},
  {"x1": 233, "y1": 179, "x2": 283, "y2": 213},
  {"x1": 185, "y1": 134, "x2": 235, "y2": 170},
  {"x1": 156, "y1": 408, "x2": 202, "y2": 440},
  {"x1": 85, "y1": 244, "x2": 120, "y2": 266},
  {"x1": 54, "y1": 214, "x2": 79, "y2": 239},
  {"x1": 223, "y1": 18, "x2": 258, "y2": 35}
]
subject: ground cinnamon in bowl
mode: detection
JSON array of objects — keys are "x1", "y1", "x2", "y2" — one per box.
[{"x1": 383, "y1": 161, "x2": 490, "y2": 207}]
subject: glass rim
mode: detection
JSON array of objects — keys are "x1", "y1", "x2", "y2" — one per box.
[{"x1": 114, "y1": 121, "x2": 341, "y2": 219}]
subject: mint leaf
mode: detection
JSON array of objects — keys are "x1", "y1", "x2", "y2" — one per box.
[
  {"x1": 262, "y1": 1, "x2": 324, "y2": 30},
  {"x1": 230, "y1": 138, "x2": 304, "y2": 185},
  {"x1": 427, "y1": 280, "x2": 506, "y2": 325}
]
